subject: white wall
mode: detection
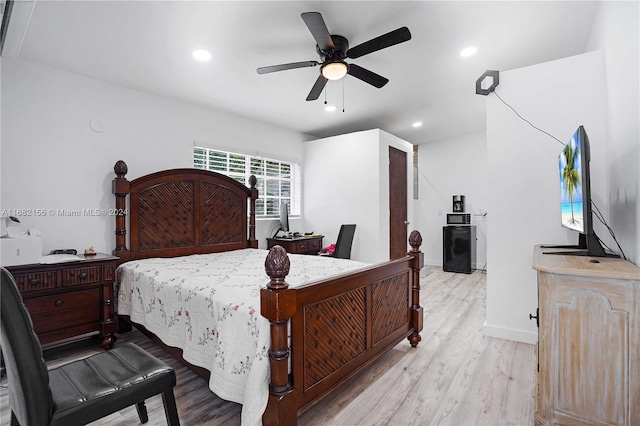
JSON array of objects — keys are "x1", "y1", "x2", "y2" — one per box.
[
  {"x1": 0, "y1": 58, "x2": 305, "y2": 256},
  {"x1": 303, "y1": 130, "x2": 380, "y2": 262},
  {"x1": 485, "y1": 51, "x2": 607, "y2": 344},
  {"x1": 417, "y1": 131, "x2": 488, "y2": 269},
  {"x1": 586, "y1": 1, "x2": 640, "y2": 266},
  {"x1": 483, "y1": 1, "x2": 640, "y2": 344},
  {"x1": 303, "y1": 129, "x2": 413, "y2": 264}
]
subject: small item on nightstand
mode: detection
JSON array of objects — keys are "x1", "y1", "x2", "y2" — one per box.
[
  {"x1": 50, "y1": 249, "x2": 77, "y2": 255},
  {"x1": 84, "y1": 246, "x2": 96, "y2": 256}
]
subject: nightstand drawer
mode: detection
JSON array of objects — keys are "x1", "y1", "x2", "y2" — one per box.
[
  {"x1": 31, "y1": 305, "x2": 100, "y2": 334},
  {"x1": 63, "y1": 265, "x2": 102, "y2": 286},
  {"x1": 295, "y1": 239, "x2": 321, "y2": 252},
  {"x1": 25, "y1": 288, "x2": 100, "y2": 333},
  {"x1": 25, "y1": 288, "x2": 99, "y2": 315},
  {"x1": 13, "y1": 271, "x2": 57, "y2": 293}
]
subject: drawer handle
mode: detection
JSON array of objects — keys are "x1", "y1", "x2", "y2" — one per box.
[
  {"x1": 54, "y1": 299, "x2": 64, "y2": 307},
  {"x1": 30, "y1": 278, "x2": 40, "y2": 286},
  {"x1": 529, "y1": 308, "x2": 539, "y2": 328},
  {"x1": 79, "y1": 272, "x2": 87, "y2": 280}
]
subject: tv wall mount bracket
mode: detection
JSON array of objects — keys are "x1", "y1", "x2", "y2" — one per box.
[{"x1": 475, "y1": 70, "x2": 500, "y2": 96}]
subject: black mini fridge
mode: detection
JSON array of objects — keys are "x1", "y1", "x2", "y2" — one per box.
[{"x1": 443, "y1": 225, "x2": 476, "y2": 274}]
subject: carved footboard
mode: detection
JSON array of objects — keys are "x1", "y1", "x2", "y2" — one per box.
[{"x1": 261, "y1": 231, "x2": 424, "y2": 425}]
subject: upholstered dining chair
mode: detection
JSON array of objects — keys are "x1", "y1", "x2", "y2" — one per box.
[{"x1": 0, "y1": 267, "x2": 180, "y2": 426}]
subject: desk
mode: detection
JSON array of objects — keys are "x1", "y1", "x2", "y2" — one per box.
[{"x1": 267, "y1": 235, "x2": 323, "y2": 255}]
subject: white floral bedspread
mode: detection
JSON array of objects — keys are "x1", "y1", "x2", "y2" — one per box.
[{"x1": 116, "y1": 248, "x2": 368, "y2": 426}]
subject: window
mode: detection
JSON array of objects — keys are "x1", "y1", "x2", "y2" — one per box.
[{"x1": 194, "y1": 146, "x2": 301, "y2": 217}]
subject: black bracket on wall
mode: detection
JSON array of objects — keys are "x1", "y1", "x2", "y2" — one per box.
[{"x1": 475, "y1": 70, "x2": 500, "y2": 96}]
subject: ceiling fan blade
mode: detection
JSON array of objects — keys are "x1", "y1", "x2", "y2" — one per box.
[
  {"x1": 347, "y1": 64, "x2": 389, "y2": 88},
  {"x1": 257, "y1": 61, "x2": 319, "y2": 74},
  {"x1": 306, "y1": 74, "x2": 328, "y2": 101},
  {"x1": 301, "y1": 12, "x2": 335, "y2": 52},
  {"x1": 346, "y1": 27, "x2": 411, "y2": 59}
]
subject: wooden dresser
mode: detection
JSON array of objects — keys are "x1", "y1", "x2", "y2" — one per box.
[
  {"x1": 267, "y1": 235, "x2": 323, "y2": 255},
  {"x1": 532, "y1": 245, "x2": 639, "y2": 426},
  {"x1": 6, "y1": 253, "x2": 118, "y2": 349}
]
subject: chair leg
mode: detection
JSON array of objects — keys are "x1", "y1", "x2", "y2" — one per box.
[
  {"x1": 162, "y1": 389, "x2": 180, "y2": 426},
  {"x1": 135, "y1": 400, "x2": 149, "y2": 424}
]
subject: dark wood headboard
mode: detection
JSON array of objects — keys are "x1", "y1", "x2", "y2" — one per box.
[{"x1": 112, "y1": 160, "x2": 258, "y2": 264}]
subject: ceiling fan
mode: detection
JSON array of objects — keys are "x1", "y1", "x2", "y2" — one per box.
[{"x1": 256, "y1": 12, "x2": 411, "y2": 101}]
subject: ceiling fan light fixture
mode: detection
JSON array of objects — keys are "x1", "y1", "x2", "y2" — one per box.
[
  {"x1": 321, "y1": 62, "x2": 348, "y2": 80},
  {"x1": 257, "y1": 12, "x2": 411, "y2": 101}
]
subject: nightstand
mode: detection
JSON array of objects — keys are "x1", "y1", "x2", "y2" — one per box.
[{"x1": 5, "y1": 253, "x2": 118, "y2": 349}]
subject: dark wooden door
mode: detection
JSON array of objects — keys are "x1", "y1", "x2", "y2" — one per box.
[{"x1": 389, "y1": 146, "x2": 407, "y2": 259}]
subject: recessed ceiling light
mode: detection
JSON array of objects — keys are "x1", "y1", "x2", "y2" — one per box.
[
  {"x1": 412, "y1": 121, "x2": 423, "y2": 128},
  {"x1": 460, "y1": 46, "x2": 477, "y2": 58},
  {"x1": 192, "y1": 49, "x2": 212, "y2": 62},
  {"x1": 324, "y1": 105, "x2": 337, "y2": 112}
]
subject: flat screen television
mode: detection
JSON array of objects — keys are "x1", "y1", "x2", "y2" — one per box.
[
  {"x1": 545, "y1": 126, "x2": 616, "y2": 257},
  {"x1": 276, "y1": 201, "x2": 290, "y2": 237},
  {"x1": 559, "y1": 126, "x2": 588, "y2": 234}
]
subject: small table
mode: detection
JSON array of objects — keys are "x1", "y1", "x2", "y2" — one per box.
[
  {"x1": 5, "y1": 253, "x2": 118, "y2": 349},
  {"x1": 267, "y1": 235, "x2": 324, "y2": 255}
]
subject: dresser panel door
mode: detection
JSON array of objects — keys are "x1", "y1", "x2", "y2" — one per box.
[{"x1": 555, "y1": 289, "x2": 629, "y2": 425}]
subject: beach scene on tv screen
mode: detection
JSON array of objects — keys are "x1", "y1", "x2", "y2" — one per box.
[{"x1": 559, "y1": 130, "x2": 584, "y2": 233}]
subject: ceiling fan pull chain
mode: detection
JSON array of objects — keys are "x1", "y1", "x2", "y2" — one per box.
[{"x1": 342, "y1": 78, "x2": 345, "y2": 112}]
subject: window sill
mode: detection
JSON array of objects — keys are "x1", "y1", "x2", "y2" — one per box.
[{"x1": 256, "y1": 216, "x2": 301, "y2": 221}]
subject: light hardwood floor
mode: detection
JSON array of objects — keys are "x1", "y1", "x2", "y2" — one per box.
[{"x1": 0, "y1": 267, "x2": 536, "y2": 425}]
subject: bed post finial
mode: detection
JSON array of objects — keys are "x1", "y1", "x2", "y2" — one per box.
[
  {"x1": 112, "y1": 160, "x2": 130, "y2": 260},
  {"x1": 248, "y1": 174, "x2": 258, "y2": 248},
  {"x1": 409, "y1": 230, "x2": 423, "y2": 252},
  {"x1": 261, "y1": 245, "x2": 296, "y2": 425},
  {"x1": 264, "y1": 245, "x2": 290, "y2": 290},
  {"x1": 408, "y1": 230, "x2": 424, "y2": 347},
  {"x1": 114, "y1": 160, "x2": 128, "y2": 177}
]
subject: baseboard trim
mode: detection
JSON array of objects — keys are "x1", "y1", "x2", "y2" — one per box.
[{"x1": 483, "y1": 323, "x2": 538, "y2": 345}]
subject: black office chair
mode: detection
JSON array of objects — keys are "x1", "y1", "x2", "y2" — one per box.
[
  {"x1": 0, "y1": 267, "x2": 180, "y2": 426},
  {"x1": 332, "y1": 224, "x2": 357, "y2": 259}
]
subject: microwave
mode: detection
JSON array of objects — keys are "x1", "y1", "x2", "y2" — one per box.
[{"x1": 446, "y1": 213, "x2": 471, "y2": 225}]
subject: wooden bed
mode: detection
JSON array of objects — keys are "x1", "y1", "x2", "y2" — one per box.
[{"x1": 111, "y1": 160, "x2": 424, "y2": 426}]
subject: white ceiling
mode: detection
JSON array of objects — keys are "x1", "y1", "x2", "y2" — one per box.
[{"x1": 4, "y1": 1, "x2": 599, "y2": 144}]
